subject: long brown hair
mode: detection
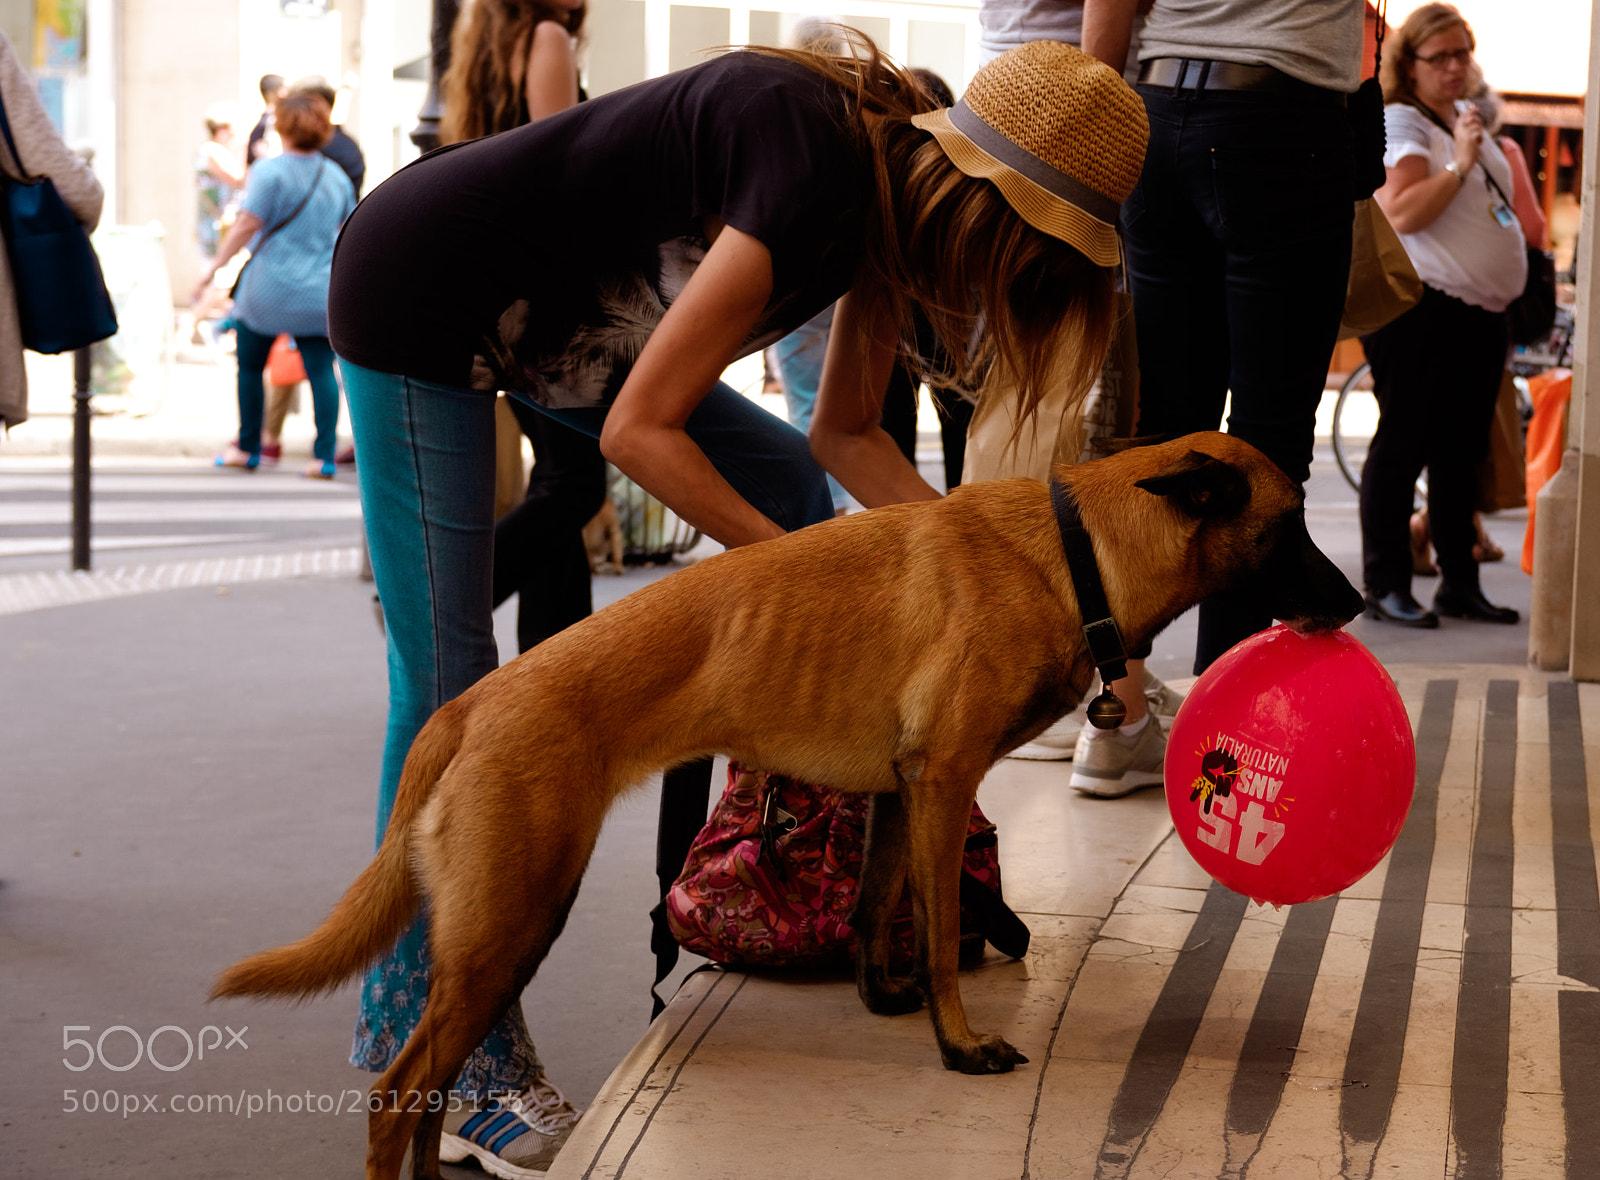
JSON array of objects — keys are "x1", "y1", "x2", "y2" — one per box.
[
  {"x1": 749, "y1": 29, "x2": 1117, "y2": 450},
  {"x1": 441, "y1": 0, "x2": 586, "y2": 143}
]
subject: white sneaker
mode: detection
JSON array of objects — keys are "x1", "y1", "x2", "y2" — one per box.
[
  {"x1": 1141, "y1": 670, "x2": 1186, "y2": 719},
  {"x1": 1006, "y1": 671, "x2": 1184, "y2": 762},
  {"x1": 440, "y1": 1075, "x2": 582, "y2": 1179},
  {"x1": 1067, "y1": 712, "x2": 1168, "y2": 798}
]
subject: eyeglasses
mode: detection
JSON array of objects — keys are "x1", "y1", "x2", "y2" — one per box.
[{"x1": 1415, "y1": 47, "x2": 1473, "y2": 67}]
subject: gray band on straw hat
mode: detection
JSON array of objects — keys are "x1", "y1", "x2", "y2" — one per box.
[
  {"x1": 945, "y1": 100, "x2": 1122, "y2": 226},
  {"x1": 910, "y1": 41, "x2": 1148, "y2": 267}
]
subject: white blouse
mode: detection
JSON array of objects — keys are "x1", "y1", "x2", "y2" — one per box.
[{"x1": 1382, "y1": 102, "x2": 1527, "y2": 313}]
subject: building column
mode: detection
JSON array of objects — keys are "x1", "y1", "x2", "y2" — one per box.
[{"x1": 1566, "y1": 0, "x2": 1600, "y2": 680}]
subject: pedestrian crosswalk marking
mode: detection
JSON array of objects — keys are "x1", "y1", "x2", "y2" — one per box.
[
  {"x1": 0, "y1": 547, "x2": 363, "y2": 616},
  {"x1": 0, "y1": 533, "x2": 261, "y2": 557},
  {"x1": 2, "y1": 499, "x2": 362, "y2": 524}
]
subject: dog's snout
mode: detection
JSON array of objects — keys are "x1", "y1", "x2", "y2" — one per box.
[{"x1": 1262, "y1": 515, "x2": 1364, "y2": 633}]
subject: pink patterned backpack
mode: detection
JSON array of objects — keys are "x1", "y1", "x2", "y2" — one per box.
[{"x1": 665, "y1": 763, "x2": 1030, "y2": 970}]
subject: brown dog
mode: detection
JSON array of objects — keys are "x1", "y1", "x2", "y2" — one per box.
[{"x1": 214, "y1": 432, "x2": 1361, "y2": 1180}]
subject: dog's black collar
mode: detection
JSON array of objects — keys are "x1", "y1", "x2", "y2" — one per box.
[{"x1": 1049, "y1": 478, "x2": 1129, "y2": 729}]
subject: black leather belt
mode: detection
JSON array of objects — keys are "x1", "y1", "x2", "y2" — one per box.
[{"x1": 1139, "y1": 57, "x2": 1347, "y2": 105}]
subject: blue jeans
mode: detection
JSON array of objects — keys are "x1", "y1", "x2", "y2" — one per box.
[
  {"x1": 1123, "y1": 84, "x2": 1354, "y2": 671},
  {"x1": 772, "y1": 305, "x2": 847, "y2": 511},
  {"x1": 234, "y1": 324, "x2": 342, "y2": 462},
  {"x1": 339, "y1": 360, "x2": 831, "y2": 1092}
]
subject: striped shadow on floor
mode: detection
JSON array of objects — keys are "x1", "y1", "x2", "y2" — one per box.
[{"x1": 1026, "y1": 676, "x2": 1597, "y2": 1180}]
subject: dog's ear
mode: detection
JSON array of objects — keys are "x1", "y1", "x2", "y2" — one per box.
[{"x1": 1135, "y1": 450, "x2": 1251, "y2": 518}]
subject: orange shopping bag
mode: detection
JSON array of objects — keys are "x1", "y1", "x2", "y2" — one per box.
[
  {"x1": 266, "y1": 334, "x2": 307, "y2": 386},
  {"x1": 1520, "y1": 368, "x2": 1572, "y2": 575}
]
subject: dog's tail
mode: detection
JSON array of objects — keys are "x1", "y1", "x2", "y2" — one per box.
[{"x1": 211, "y1": 700, "x2": 467, "y2": 1003}]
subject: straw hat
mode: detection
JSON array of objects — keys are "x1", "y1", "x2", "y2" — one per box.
[{"x1": 911, "y1": 41, "x2": 1148, "y2": 267}]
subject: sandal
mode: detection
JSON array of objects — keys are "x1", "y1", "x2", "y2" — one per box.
[
  {"x1": 1409, "y1": 510, "x2": 1437, "y2": 577},
  {"x1": 214, "y1": 445, "x2": 260, "y2": 470},
  {"x1": 303, "y1": 460, "x2": 337, "y2": 480},
  {"x1": 1472, "y1": 514, "x2": 1505, "y2": 563}
]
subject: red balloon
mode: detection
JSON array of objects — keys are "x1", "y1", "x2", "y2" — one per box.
[{"x1": 1164, "y1": 625, "x2": 1415, "y2": 906}]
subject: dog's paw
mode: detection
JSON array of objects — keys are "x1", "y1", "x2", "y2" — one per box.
[
  {"x1": 940, "y1": 1034, "x2": 1029, "y2": 1075},
  {"x1": 858, "y1": 972, "x2": 924, "y2": 1016}
]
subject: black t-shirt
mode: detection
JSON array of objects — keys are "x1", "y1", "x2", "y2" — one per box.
[
  {"x1": 329, "y1": 53, "x2": 874, "y2": 408},
  {"x1": 320, "y1": 127, "x2": 366, "y2": 197}
]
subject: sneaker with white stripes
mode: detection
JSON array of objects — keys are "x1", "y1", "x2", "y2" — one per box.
[{"x1": 440, "y1": 1075, "x2": 581, "y2": 1179}]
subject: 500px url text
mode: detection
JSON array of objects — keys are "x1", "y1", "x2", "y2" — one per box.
[{"x1": 62, "y1": 1088, "x2": 469, "y2": 1118}]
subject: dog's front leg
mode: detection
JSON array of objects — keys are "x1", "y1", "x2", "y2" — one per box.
[
  {"x1": 853, "y1": 790, "x2": 922, "y2": 1015},
  {"x1": 907, "y1": 781, "x2": 1029, "y2": 1075},
  {"x1": 409, "y1": 1102, "x2": 447, "y2": 1180}
]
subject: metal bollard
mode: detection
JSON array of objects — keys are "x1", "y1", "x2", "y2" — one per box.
[
  {"x1": 71, "y1": 344, "x2": 92, "y2": 571},
  {"x1": 1528, "y1": 448, "x2": 1580, "y2": 671}
]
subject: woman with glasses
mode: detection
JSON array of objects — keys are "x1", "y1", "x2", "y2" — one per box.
[{"x1": 1358, "y1": 1, "x2": 1527, "y2": 628}]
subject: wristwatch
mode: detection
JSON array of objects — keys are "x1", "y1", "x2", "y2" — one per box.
[{"x1": 1443, "y1": 161, "x2": 1466, "y2": 185}]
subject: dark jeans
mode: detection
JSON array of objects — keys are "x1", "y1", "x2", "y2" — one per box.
[
  {"x1": 878, "y1": 310, "x2": 972, "y2": 493},
  {"x1": 1124, "y1": 84, "x2": 1354, "y2": 672},
  {"x1": 492, "y1": 401, "x2": 607, "y2": 654},
  {"x1": 879, "y1": 366, "x2": 975, "y2": 494},
  {"x1": 235, "y1": 324, "x2": 341, "y2": 462},
  {"x1": 1359, "y1": 285, "x2": 1508, "y2": 596}
]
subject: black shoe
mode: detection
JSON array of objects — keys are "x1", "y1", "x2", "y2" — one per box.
[
  {"x1": 1433, "y1": 584, "x2": 1520, "y2": 624},
  {"x1": 1364, "y1": 590, "x2": 1440, "y2": 628}
]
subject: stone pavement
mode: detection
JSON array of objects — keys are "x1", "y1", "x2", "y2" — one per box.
[
  {"x1": 559, "y1": 669, "x2": 1600, "y2": 1180},
  {"x1": 0, "y1": 347, "x2": 1555, "y2": 1178}
]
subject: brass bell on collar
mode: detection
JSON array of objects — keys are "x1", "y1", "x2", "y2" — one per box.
[{"x1": 1086, "y1": 687, "x2": 1127, "y2": 730}]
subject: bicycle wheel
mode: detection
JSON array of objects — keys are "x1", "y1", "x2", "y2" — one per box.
[
  {"x1": 1329, "y1": 360, "x2": 1426, "y2": 502},
  {"x1": 1331, "y1": 360, "x2": 1374, "y2": 493}
]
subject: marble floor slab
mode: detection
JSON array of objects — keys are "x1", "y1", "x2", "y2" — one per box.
[{"x1": 550, "y1": 672, "x2": 1599, "y2": 1180}]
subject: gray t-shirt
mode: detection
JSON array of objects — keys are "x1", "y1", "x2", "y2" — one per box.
[
  {"x1": 977, "y1": 0, "x2": 1143, "y2": 78},
  {"x1": 978, "y1": 0, "x2": 1083, "y2": 59},
  {"x1": 1138, "y1": 0, "x2": 1363, "y2": 93}
]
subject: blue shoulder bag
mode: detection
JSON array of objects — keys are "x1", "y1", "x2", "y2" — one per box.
[{"x1": 0, "y1": 85, "x2": 118, "y2": 354}]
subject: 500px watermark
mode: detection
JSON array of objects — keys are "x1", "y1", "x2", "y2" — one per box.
[
  {"x1": 62, "y1": 1025, "x2": 248, "y2": 1073},
  {"x1": 62, "y1": 1088, "x2": 469, "y2": 1117}
]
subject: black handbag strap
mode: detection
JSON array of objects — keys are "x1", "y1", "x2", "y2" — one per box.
[
  {"x1": 958, "y1": 869, "x2": 1031, "y2": 960},
  {"x1": 1407, "y1": 99, "x2": 1519, "y2": 210},
  {"x1": 650, "y1": 757, "x2": 715, "y2": 1018},
  {"x1": 249, "y1": 157, "x2": 328, "y2": 259}
]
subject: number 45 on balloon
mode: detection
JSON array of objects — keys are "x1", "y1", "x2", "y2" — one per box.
[{"x1": 1163, "y1": 625, "x2": 1416, "y2": 908}]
